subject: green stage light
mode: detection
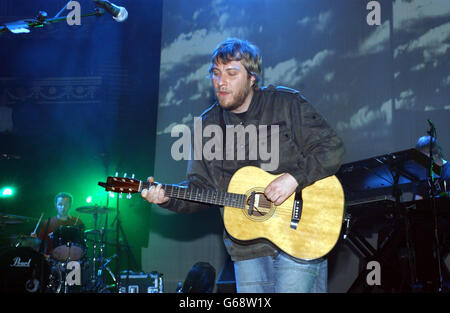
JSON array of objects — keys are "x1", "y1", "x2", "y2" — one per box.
[
  {"x1": 0, "y1": 187, "x2": 15, "y2": 198},
  {"x1": 86, "y1": 196, "x2": 93, "y2": 203}
]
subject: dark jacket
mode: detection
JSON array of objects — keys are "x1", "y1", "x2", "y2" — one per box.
[{"x1": 160, "y1": 85, "x2": 345, "y2": 261}]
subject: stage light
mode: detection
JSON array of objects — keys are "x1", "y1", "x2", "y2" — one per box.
[
  {"x1": 86, "y1": 196, "x2": 93, "y2": 203},
  {"x1": 0, "y1": 187, "x2": 15, "y2": 198}
]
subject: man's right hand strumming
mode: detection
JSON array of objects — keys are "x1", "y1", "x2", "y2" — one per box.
[{"x1": 140, "y1": 176, "x2": 170, "y2": 205}]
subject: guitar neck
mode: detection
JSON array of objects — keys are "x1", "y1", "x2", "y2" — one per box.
[{"x1": 142, "y1": 182, "x2": 246, "y2": 209}]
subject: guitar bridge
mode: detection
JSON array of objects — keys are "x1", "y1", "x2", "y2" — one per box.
[{"x1": 290, "y1": 192, "x2": 303, "y2": 229}]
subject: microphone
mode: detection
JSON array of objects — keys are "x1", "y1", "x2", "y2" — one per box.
[
  {"x1": 427, "y1": 119, "x2": 436, "y2": 135},
  {"x1": 93, "y1": 0, "x2": 128, "y2": 22}
]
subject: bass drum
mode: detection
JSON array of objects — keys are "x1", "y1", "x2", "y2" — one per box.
[
  {"x1": 0, "y1": 247, "x2": 62, "y2": 293},
  {"x1": 51, "y1": 226, "x2": 86, "y2": 261}
]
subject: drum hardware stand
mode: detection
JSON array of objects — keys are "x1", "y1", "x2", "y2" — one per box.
[
  {"x1": 80, "y1": 194, "x2": 119, "y2": 292},
  {"x1": 110, "y1": 192, "x2": 138, "y2": 293},
  {"x1": 57, "y1": 239, "x2": 80, "y2": 293},
  {"x1": 85, "y1": 207, "x2": 112, "y2": 292},
  {"x1": 95, "y1": 254, "x2": 117, "y2": 292},
  {"x1": 95, "y1": 198, "x2": 115, "y2": 292},
  {"x1": 97, "y1": 198, "x2": 112, "y2": 291},
  {"x1": 86, "y1": 152, "x2": 118, "y2": 292},
  {"x1": 91, "y1": 230, "x2": 111, "y2": 291},
  {"x1": 90, "y1": 209, "x2": 99, "y2": 290},
  {"x1": 100, "y1": 204, "x2": 109, "y2": 271},
  {"x1": 38, "y1": 217, "x2": 51, "y2": 293},
  {"x1": 62, "y1": 253, "x2": 73, "y2": 293}
]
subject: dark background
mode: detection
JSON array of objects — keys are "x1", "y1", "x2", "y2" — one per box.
[
  {"x1": 0, "y1": 0, "x2": 449, "y2": 292},
  {"x1": 0, "y1": 0, "x2": 162, "y2": 274}
]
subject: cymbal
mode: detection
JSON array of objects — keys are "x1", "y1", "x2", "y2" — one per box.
[
  {"x1": 84, "y1": 228, "x2": 114, "y2": 236},
  {"x1": 16, "y1": 235, "x2": 42, "y2": 247},
  {"x1": 76, "y1": 205, "x2": 113, "y2": 215},
  {"x1": 0, "y1": 234, "x2": 41, "y2": 247},
  {"x1": 0, "y1": 234, "x2": 22, "y2": 245},
  {"x1": 85, "y1": 238, "x2": 131, "y2": 248},
  {"x1": 0, "y1": 213, "x2": 36, "y2": 224}
]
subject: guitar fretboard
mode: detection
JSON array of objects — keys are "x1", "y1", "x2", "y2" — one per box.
[{"x1": 142, "y1": 182, "x2": 246, "y2": 209}]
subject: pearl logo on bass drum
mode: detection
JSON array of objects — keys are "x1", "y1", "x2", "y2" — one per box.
[{"x1": 10, "y1": 257, "x2": 32, "y2": 268}]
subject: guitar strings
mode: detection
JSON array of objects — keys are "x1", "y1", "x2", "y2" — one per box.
[{"x1": 148, "y1": 182, "x2": 302, "y2": 218}]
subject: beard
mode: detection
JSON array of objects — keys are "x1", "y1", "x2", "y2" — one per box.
[{"x1": 217, "y1": 79, "x2": 252, "y2": 112}]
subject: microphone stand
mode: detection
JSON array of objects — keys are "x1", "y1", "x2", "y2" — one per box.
[
  {"x1": 0, "y1": 2, "x2": 104, "y2": 34},
  {"x1": 426, "y1": 122, "x2": 444, "y2": 292}
]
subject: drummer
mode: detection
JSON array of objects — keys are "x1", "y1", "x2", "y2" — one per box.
[{"x1": 31, "y1": 192, "x2": 85, "y2": 255}]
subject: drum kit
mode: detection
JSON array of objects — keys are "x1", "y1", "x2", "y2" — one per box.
[{"x1": 0, "y1": 205, "x2": 124, "y2": 293}]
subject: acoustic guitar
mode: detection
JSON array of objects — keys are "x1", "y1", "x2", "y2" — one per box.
[{"x1": 98, "y1": 166, "x2": 345, "y2": 260}]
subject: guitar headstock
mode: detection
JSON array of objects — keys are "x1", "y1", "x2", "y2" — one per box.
[{"x1": 98, "y1": 176, "x2": 142, "y2": 195}]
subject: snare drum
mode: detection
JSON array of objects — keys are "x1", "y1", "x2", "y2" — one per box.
[
  {"x1": 51, "y1": 226, "x2": 86, "y2": 261},
  {"x1": 0, "y1": 247, "x2": 61, "y2": 293},
  {"x1": 15, "y1": 235, "x2": 42, "y2": 252}
]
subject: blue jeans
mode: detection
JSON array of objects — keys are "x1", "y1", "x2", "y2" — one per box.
[{"x1": 233, "y1": 251, "x2": 327, "y2": 293}]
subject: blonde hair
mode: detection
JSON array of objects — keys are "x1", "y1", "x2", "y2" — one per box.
[{"x1": 209, "y1": 38, "x2": 262, "y2": 89}]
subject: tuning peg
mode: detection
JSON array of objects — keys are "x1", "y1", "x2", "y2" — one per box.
[
  {"x1": 126, "y1": 193, "x2": 132, "y2": 199},
  {"x1": 115, "y1": 172, "x2": 119, "y2": 177},
  {"x1": 119, "y1": 193, "x2": 123, "y2": 199},
  {"x1": 131, "y1": 174, "x2": 135, "y2": 179},
  {"x1": 124, "y1": 173, "x2": 127, "y2": 178}
]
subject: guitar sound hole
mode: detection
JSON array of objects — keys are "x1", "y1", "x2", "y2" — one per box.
[{"x1": 246, "y1": 192, "x2": 272, "y2": 217}]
